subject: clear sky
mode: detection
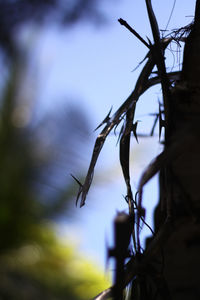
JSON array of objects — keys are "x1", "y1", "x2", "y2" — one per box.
[{"x1": 23, "y1": 0, "x2": 196, "y2": 267}]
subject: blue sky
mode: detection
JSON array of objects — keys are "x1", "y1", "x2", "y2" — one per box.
[{"x1": 21, "y1": 0, "x2": 196, "y2": 267}]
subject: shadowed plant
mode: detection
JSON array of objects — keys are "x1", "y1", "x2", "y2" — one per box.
[{"x1": 74, "y1": 1, "x2": 200, "y2": 299}]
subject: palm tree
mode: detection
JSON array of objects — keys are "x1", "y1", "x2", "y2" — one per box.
[{"x1": 76, "y1": 1, "x2": 200, "y2": 299}]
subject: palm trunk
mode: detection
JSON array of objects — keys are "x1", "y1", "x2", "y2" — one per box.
[{"x1": 153, "y1": 1, "x2": 200, "y2": 299}]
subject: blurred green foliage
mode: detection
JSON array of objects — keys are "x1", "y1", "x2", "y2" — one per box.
[
  {"x1": 0, "y1": 225, "x2": 110, "y2": 299},
  {"x1": 0, "y1": 1, "x2": 113, "y2": 298},
  {"x1": 0, "y1": 41, "x2": 110, "y2": 300}
]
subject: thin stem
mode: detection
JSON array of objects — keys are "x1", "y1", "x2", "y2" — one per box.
[{"x1": 118, "y1": 18, "x2": 150, "y2": 49}]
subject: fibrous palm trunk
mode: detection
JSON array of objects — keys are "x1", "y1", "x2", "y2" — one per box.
[{"x1": 153, "y1": 1, "x2": 200, "y2": 299}]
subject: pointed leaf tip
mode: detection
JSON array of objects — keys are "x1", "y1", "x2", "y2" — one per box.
[
  {"x1": 70, "y1": 174, "x2": 83, "y2": 187},
  {"x1": 70, "y1": 174, "x2": 84, "y2": 207},
  {"x1": 146, "y1": 36, "x2": 152, "y2": 46},
  {"x1": 132, "y1": 121, "x2": 140, "y2": 143},
  {"x1": 94, "y1": 106, "x2": 112, "y2": 131}
]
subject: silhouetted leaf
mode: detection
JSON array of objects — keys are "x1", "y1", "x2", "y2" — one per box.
[
  {"x1": 95, "y1": 106, "x2": 112, "y2": 131},
  {"x1": 120, "y1": 106, "x2": 135, "y2": 210},
  {"x1": 132, "y1": 121, "x2": 140, "y2": 143},
  {"x1": 76, "y1": 42, "x2": 160, "y2": 207}
]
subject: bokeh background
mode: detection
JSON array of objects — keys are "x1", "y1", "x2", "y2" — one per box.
[{"x1": 0, "y1": 0, "x2": 196, "y2": 299}]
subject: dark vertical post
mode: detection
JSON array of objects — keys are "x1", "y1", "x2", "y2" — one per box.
[{"x1": 110, "y1": 213, "x2": 132, "y2": 300}]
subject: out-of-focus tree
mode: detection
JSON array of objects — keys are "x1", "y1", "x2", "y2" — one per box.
[
  {"x1": 0, "y1": 64, "x2": 109, "y2": 296},
  {"x1": 0, "y1": 225, "x2": 110, "y2": 300},
  {"x1": 0, "y1": 0, "x2": 114, "y2": 298},
  {"x1": 0, "y1": 62, "x2": 91, "y2": 250}
]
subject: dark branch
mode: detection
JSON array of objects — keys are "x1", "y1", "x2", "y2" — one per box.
[{"x1": 118, "y1": 18, "x2": 150, "y2": 48}]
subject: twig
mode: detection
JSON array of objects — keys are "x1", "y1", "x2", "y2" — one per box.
[{"x1": 118, "y1": 18, "x2": 150, "y2": 49}]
